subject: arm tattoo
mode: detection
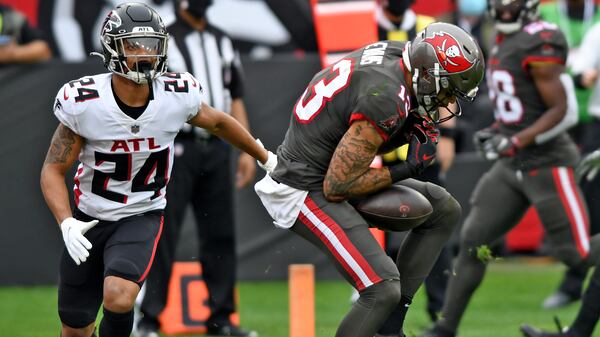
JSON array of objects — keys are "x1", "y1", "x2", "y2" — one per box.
[
  {"x1": 324, "y1": 122, "x2": 392, "y2": 200},
  {"x1": 44, "y1": 124, "x2": 76, "y2": 164}
]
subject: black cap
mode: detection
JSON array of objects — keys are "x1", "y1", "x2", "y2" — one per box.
[
  {"x1": 179, "y1": 0, "x2": 213, "y2": 19},
  {"x1": 383, "y1": 0, "x2": 415, "y2": 17}
]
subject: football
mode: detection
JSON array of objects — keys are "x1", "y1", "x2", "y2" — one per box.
[{"x1": 355, "y1": 185, "x2": 433, "y2": 232}]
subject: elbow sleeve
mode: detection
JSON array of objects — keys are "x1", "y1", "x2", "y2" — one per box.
[{"x1": 535, "y1": 73, "x2": 579, "y2": 144}]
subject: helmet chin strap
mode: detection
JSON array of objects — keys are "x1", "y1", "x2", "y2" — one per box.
[
  {"x1": 90, "y1": 51, "x2": 106, "y2": 63},
  {"x1": 143, "y1": 69, "x2": 154, "y2": 101},
  {"x1": 437, "y1": 101, "x2": 462, "y2": 124},
  {"x1": 136, "y1": 61, "x2": 155, "y2": 100}
]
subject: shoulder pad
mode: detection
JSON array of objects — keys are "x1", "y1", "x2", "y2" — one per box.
[
  {"x1": 521, "y1": 21, "x2": 568, "y2": 56},
  {"x1": 523, "y1": 20, "x2": 560, "y2": 35}
]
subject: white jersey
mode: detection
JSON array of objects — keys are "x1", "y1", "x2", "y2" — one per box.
[{"x1": 53, "y1": 72, "x2": 202, "y2": 221}]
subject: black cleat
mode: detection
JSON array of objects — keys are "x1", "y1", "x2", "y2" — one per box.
[
  {"x1": 520, "y1": 324, "x2": 574, "y2": 337},
  {"x1": 206, "y1": 324, "x2": 258, "y2": 337}
]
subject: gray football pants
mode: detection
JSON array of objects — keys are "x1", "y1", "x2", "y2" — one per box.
[
  {"x1": 290, "y1": 178, "x2": 461, "y2": 337},
  {"x1": 436, "y1": 161, "x2": 600, "y2": 334}
]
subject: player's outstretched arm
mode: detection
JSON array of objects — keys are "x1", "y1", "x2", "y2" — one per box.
[
  {"x1": 40, "y1": 123, "x2": 83, "y2": 225},
  {"x1": 323, "y1": 120, "x2": 391, "y2": 202},
  {"x1": 517, "y1": 63, "x2": 568, "y2": 146},
  {"x1": 189, "y1": 102, "x2": 269, "y2": 165}
]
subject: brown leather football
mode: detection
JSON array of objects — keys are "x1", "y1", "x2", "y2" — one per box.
[{"x1": 355, "y1": 185, "x2": 433, "y2": 232}]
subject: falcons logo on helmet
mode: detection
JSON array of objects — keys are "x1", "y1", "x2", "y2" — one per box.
[
  {"x1": 102, "y1": 11, "x2": 122, "y2": 35},
  {"x1": 423, "y1": 32, "x2": 474, "y2": 73}
]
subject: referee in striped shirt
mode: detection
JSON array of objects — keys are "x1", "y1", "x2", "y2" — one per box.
[{"x1": 136, "y1": 1, "x2": 257, "y2": 337}]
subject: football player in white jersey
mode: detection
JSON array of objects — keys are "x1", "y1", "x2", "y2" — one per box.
[{"x1": 39, "y1": 3, "x2": 276, "y2": 337}]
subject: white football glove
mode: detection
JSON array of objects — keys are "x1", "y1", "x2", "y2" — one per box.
[
  {"x1": 60, "y1": 217, "x2": 99, "y2": 265},
  {"x1": 256, "y1": 139, "x2": 278, "y2": 173},
  {"x1": 577, "y1": 150, "x2": 600, "y2": 182}
]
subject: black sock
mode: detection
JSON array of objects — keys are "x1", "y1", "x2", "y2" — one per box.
[
  {"x1": 570, "y1": 267, "x2": 600, "y2": 337},
  {"x1": 99, "y1": 307, "x2": 134, "y2": 337},
  {"x1": 377, "y1": 295, "x2": 412, "y2": 335}
]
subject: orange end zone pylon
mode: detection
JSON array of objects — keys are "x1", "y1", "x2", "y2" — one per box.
[{"x1": 289, "y1": 264, "x2": 315, "y2": 337}]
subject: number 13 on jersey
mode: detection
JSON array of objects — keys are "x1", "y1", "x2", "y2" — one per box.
[{"x1": 294, "y1": 59, "x2": 354, "y2": 123}]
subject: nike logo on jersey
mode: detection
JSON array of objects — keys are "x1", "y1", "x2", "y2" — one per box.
[
  {"x1": 63, "y1": 87, "x2": 69, "y2": 100},
  {"x1": 422, "y1": 153, "x2": 435, "y2": 161}
]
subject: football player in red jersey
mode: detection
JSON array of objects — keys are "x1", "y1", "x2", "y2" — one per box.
[
  {"x1": 40, "y1": 3, "x2": 274, "y2": 337},
  {"x1": 420, "y1": 1, "x2": 600, "y2": 337},
  {"x1": 255, "y1": 22, "x2": 484, "y2": 337}
]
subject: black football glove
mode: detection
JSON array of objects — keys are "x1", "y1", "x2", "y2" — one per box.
[
  {"x1": 473, "y1": 127, "x2": 498, "y2": 158},
  {"x1": 387, "y1": 119, "x2": 438, "y2": 182},
  {"x1": 406, "y1": 121, "x2": 438, "y2": 174},
  {"x1": 481, "y1": 134, "x2": 519, "y2": 160}
]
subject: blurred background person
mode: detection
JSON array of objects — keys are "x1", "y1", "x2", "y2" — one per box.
[
  {"x1": 135, "y1": 0, "x2": 257, "y2": 337},
  {"x1": 453, "y1": 0, "x2": 494, "y2": 56},
  {"x1": 539, "y1": 0, "x2": 600, "y2": 310},
  {"x1": 445, "y1": 0, "x2": 496, "y2": 155},
  {"x1": 376, "y1": 0, "x2": 434, "y2": 42},
  {"x1": 0, "y1": 3, "x2": 51, "y2": 64}
]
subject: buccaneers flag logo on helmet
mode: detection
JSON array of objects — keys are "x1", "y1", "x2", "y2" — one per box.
[{"x1": 423, "y1": 32, "x2": 474, "y2": 73}]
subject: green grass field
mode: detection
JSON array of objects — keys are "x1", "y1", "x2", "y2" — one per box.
[{"x1": 0, "y1": 259, "x2": 592, "y2": 337}]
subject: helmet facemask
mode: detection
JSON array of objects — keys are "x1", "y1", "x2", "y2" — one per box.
[
  {"x1": 412, "y1": 64, "x2": 457, "y2": 123},
  {"x1": 488, "y1": 0, "x2": 540, "y2": 34},
  {"x1": 102, "y1": 31, "x2": 168, "y2": 84},
  {"x1": 96, "y1": 3, "x2": 169, "y2": 86}
]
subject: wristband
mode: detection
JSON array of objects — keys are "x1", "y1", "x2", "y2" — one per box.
[
  {"x1": 439, "y1": 127, "x2": 457, "y2": 139},
  {"x1": 387, "y1": 162, "x2": 413, "y2": 183}
]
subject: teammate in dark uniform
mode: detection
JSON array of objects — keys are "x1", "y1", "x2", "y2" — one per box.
[
  {"x1": 420, "y1": 1, "x2": 600, "y2": 337},
  {"x1": 521, "y1": 151, "x2": 600, "y2": 337},
  {"x1": 254, "y1": 22, "x2": 484, "y2": 337}
]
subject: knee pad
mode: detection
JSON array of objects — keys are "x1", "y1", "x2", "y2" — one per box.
[
  {"x1": 59, "y1": 308, "x2": 96, "y2": 329},
  {"x1": 359, "y1": 279, "x2": 401, "y2": 310},
  {"x1": 419, "y1": 195, "x2": 461, "y2": 234},
  {"x1": 425, "y1": 182, "x2": 452, "y2": 203},
  {"x1": 438, "y1": 196, "x2": 462, "y2": 225}
]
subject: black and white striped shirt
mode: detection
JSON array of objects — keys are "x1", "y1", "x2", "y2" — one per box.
[{"x1": 167, "y1": 21, "x2": 245, "y2": 138}]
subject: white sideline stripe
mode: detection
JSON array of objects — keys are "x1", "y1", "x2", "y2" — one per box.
[
  {"x1": 300, "y1": 204, "x2": 374, "y2": 287},
  {"x1": 558, "y1": 167, "x2": 590, "y2": 253},
  {"x1": 315, "y1": 1, "x2": 376, "y2": 15}
]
